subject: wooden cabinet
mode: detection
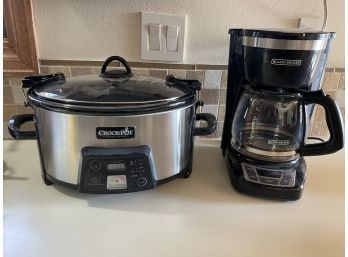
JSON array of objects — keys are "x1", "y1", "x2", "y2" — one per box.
[{"x1": 3, "y1": 0, "x2": 38, "y2": 76}]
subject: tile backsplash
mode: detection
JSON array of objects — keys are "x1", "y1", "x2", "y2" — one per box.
[{"x1": 3, "y1": 62, "x2": 345, "y2": 140}]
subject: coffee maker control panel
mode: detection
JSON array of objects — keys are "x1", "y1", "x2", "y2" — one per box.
[{"x1": 241, "y1": 163, "x2": 296, "y2": 187}]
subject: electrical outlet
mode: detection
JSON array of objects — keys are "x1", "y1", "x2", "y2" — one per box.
[{"x1": 299, "y1": 17, "x2": 324, "y2": 30}]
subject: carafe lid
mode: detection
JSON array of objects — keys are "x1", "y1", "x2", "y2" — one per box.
[{"x1": 229, "y1": 28, "x2": 336, "y2": 40}]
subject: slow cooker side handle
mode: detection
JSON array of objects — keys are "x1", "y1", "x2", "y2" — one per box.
[
  {"x1": 22, "y1": 73, "x2": 66, "y2": 88},
  {"x1": 194, "y1": 113, "x2": 217, "y2": 136},
  {"x1": 166, "y1": 75, "x2": 202, "y2": 91},
  {"x1": 8, "y1": 114, "x2": 37, "y2": 140}
]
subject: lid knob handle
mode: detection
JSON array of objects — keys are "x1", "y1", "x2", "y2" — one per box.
[{"x1": 100, "y1": 56, "x2": 133, "y2": 78}]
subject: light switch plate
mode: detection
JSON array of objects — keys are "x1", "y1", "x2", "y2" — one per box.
[{"x1": 141, "y1": 12, "x2": 186, "y2": 62}]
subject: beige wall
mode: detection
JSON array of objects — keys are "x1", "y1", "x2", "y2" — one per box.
[{"x1": 32, "y1": 0, "x2": 344, "y2": 67}]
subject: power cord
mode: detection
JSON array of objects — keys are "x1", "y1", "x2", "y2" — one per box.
[{"x1": 321, "y1": 0, "x2": 328, "y2": 31}]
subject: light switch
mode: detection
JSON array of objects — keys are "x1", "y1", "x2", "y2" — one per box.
[
  {"x1": 141, "y1": 12, "x2": 186, "y2": 62},
  {"x1": 166, "y1": 25, "x2": 178, "y2": 52},
  {"x1": 148, "y1": 23, "x2": 161, "y2": 51}
]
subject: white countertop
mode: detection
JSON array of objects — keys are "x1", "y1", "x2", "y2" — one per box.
[{"x1": 4, "y1": 140, "x2": 344, "y2": 257}]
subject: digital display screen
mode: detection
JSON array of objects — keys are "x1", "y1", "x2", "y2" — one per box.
[
  {"x1": 107, "y1": 162, "x2": 126, "y2": 171},
  {"x1": 256, "y1": 168, "x2": 282, "y2": 178}
]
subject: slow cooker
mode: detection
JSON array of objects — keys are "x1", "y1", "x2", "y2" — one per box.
[{"x1": 8, "y1": 56, "x2": 217, "y2": 193}]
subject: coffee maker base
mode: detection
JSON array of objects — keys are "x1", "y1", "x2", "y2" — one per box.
[{"x1": 225, "y1": 147, "x2": 306, "y2": 201}]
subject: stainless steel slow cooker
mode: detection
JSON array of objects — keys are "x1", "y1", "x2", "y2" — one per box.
[{"x1": 8, "y1": 56, "x2": 217, "y2": 193}]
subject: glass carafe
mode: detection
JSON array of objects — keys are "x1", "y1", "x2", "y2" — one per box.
[{"x1": 231, "y1": 87, "x2": 344, "y2": 162}]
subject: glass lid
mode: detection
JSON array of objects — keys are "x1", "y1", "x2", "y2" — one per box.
[
  {"x1": 31, "y1": 74, "x2": 192, "y2": 105},
  {"x1": 25, "y1": 56, "x2": 200, "y2": 113}
]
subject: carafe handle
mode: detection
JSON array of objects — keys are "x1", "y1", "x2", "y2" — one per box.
[{"x1": 299, "y1": 90, "x2": 344, "y2": 156}]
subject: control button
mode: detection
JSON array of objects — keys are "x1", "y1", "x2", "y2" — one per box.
[
  {"x1": 245, "y1": 165, "x2": 255, "y2": 173},
  {"x1": 137, "y1": 177, "x2": 147, "y2": 187},
  {"x1": 137, "y1": 167, "x2": 146, "y2": 173},
  {"x1": 246, "y1": 170, "x2": 257, "y2": 177},
  {"x1": 90, "y1": 176, "x2": 101, "y2": 184},
  {"x1": 107, "y1": 175, "x2": 127, "y2": 190},
  {"x1": 280, "y1": 177, "x2": 293, "y2": 186},
  {"x1": 247, "y1": 175, "x2": 258, "y2": 182},
  {"x1": 259, "y1": 177, "x2": 279, "y2": 185},
  {"x1": 90, "y1": 161, "x2": 102, "y2": 171},
  {"x1": 129, "y1": 167, "x2": 136, "y2": 173},
  {"x1": 247, "y1": 170, "x2": 257, "y2": 176},
  {"x1": 244, "y1": 165, "x2": 256, "y2": 175},
  {"x1": 130, "y1": 173, "x2": 138, "y2": 178},
  {"x1": 129, "y1": 160, "x2": 136, "y2": 166},
  {"x1": 137, "y1": 159, "x2": 144, "y2": 165},
  {"x1": 283, "y1": 172, "x2": 293, "y2": 178}
]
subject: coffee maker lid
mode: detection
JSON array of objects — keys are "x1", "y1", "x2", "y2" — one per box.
[{"x1": 229, "y1": 28, "x2": 336, "y2": 40}]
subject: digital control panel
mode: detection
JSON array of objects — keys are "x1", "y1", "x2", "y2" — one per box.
[
  {"x1": 79, "y1": 146, "x2": 155, "y2": 193},
  {"x1": 241, "y1": 162, "x2": 296, "y2": 188}
]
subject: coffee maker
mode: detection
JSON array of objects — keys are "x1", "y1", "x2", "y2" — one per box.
[{"x1": 221, "y1": 29, "x2": 344, "y2": 200}]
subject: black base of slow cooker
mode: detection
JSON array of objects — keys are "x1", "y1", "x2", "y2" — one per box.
[
  {"x1": 224, "y1": 147, "x2": 306, "y2": 201},
  {"x1": 38, "y1": 144, "x2": 193, "y2": 194},
  {"x1": 42, "y1": 167, "x2": 192, "y2": 194}
]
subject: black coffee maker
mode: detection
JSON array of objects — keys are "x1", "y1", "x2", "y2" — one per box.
[{"x1": 221, "y1": 29, "x2": 344, "y2": 200}]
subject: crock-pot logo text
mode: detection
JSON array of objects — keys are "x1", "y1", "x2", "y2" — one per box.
[
  {"x1": 96, "y1": 127, "x2": 135, "y2": 139},
  {"x1": 271, "y1": 59, "x2": 302, "y2": 66}
]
